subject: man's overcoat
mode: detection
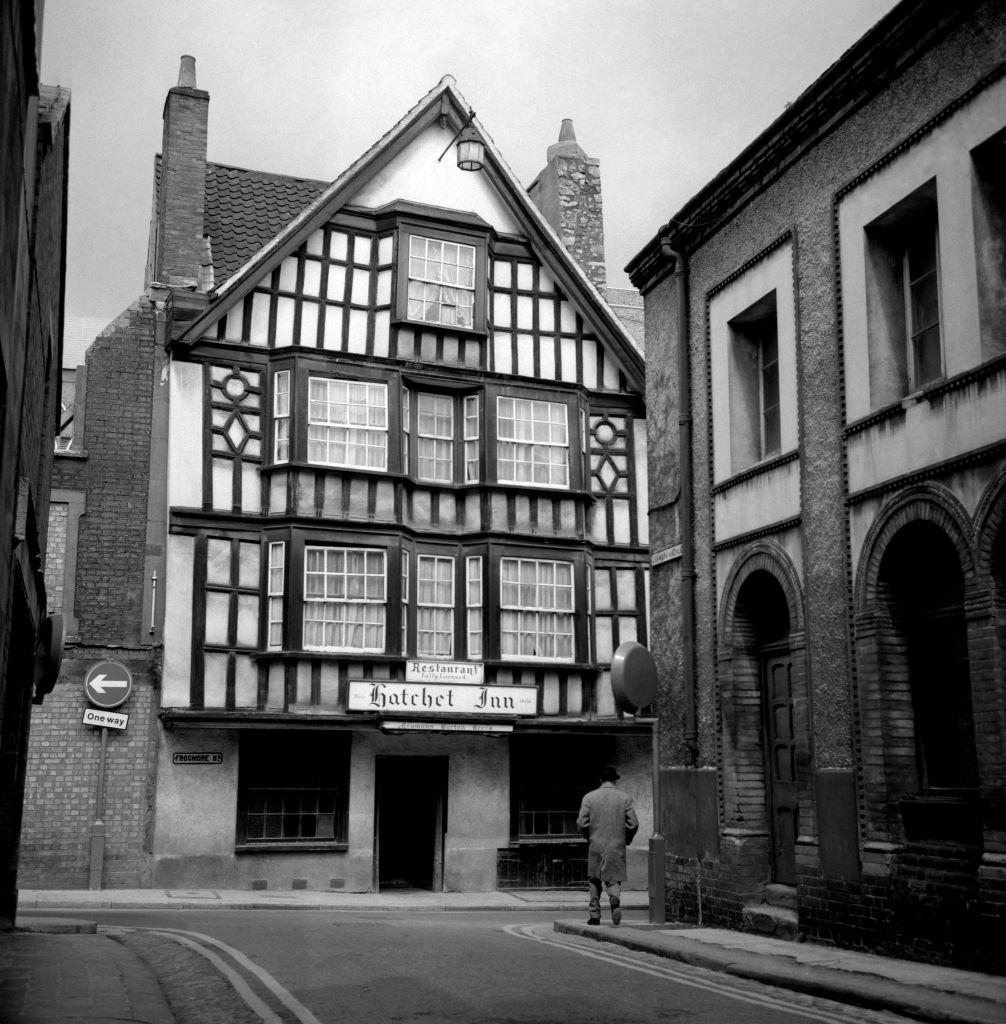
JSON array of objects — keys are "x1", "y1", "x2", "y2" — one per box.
[{"x1": 576, "y1": 781, "x2": 639, "y2": 881}]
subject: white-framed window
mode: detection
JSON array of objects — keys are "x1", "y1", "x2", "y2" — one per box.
[
  {"x1": 303, "y1": 546, "x2": 386, "y2": 652},
  {"x1": 417, "y1": 555, "x2": 454, "y2": 658},
  {"x1": 307, "y1": 377, "x2": 387, "y2": 469},
  {"x1": 464, "y1": 395, "x2": 480, "y2": 483},
  {"x1": 273, "y1": 370, "x2": 290, "y2": 463},
  {"x1": 466, "y1": 556, "x2": 483, "y2": 659},
  {"x1": 497, "y1": 397, "x2": 569, "y2": 487},
  {"x1": 401, "y1": 388, "x2": 411, "y2": 470},
  {"x1": 407, "y1": 235, "x2": 476, "y2": 329},
  {"x1": 500, "y1": 557, "x2": 575, "y2": 661},
  {"x1": 728, "y1": 293, "x2": 781, "y2": 470},
  {"x1": 401, "y1": 551, "x2": 409, "y2": 655},
  {"x1": 267, "y1": 542, "x2": 285, "y2": 649},
  {"x1": 417, "y1": 393, "x2": 454, "y2": 482}
]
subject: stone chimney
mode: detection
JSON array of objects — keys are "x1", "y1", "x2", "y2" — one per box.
[
  {"x1": 153, "y1": 55, "x2": 208, "y2": 289},
  {"x1": 529, "y1": 119, "x2": 606, "y2": 290}
]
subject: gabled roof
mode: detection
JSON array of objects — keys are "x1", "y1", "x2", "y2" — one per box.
[
  {"x1": 204, "y1": 163, "x2": 328, "y2": 286},
  {"x1": 181, "y1": 76, "x2": 644, "y2": 391}
]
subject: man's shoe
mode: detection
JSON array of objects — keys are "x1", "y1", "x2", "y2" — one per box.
[
  {"x1": 611, "y1": 901, "x2": 622, "y2": 926},
  {"x1": 587, "y1": 916, "x2": 601, "y2": 926}
]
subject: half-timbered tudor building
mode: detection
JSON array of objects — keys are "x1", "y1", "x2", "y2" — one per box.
[
  {"x1": 629, "y1": 0, "x2": 1006, "y2": 971},
  {"x1": 25, "y1": 59, "x2": 651, "y2": 894}
]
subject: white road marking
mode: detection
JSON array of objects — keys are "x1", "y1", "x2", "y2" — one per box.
[{"x1": 503, "y1": 924, "x2": 908, "y2": 1024}]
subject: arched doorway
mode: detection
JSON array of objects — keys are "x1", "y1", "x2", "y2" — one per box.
[
  {"x1": 734, "y1": 569, "x2": 797, "y2": 885},
  {"x1": 877, "y1": 521, "x2": 977, "y2": 793}
]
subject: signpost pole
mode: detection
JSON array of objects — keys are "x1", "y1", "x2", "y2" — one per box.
[
  {"x1": 649, "y1": 717, "x2": 666, "y2": 924},
  {"x1": 87, "y1": 726, "x2": 108, "y2": 890}
]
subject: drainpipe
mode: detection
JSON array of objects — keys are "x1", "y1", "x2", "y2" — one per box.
[{"x1": 660, "y1": 237, "x2": 698, "y2": 767}]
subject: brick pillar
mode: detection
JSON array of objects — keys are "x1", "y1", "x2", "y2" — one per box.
[
  {"x1": 529, "y1": 119, "x2": 606, "y2": 290},
  {"x1": 154, "y1": 56, "x2": 208, "y2": 289}
]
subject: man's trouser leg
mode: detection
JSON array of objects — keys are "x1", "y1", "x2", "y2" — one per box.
[
  {"x1": 587, "y1": 877, "x2": 602, "y2": 922},
  {"x1": 605, "y1": 880, "x2": 622, "y2": 924}
]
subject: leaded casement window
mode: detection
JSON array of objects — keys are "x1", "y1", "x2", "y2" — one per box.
[
  {"x1": 407, "y1": 235, "x2": 476, "y2": 329},
  {"x1": 464, "y1": 395, "x2": 480, "y2": 483},
  {"x1": 500, "y1": 557, "x2": 575, "y2": 661},
  {"x1": 417, "y1": 393, "x2": 454, "y2": 482},
  {"x1": 273, "y1": 370, "x2": 290, "y2": 462},
  {"x1": 303, "y1": 546, "x2": 386, "y2": 652},
  {"x1": 400, "y1": 387, "x2": 481, "y2": 483},
  {"x1": 401, "y1": 551, "x2": 409, "y2": 656},
  {"x1": 307, "y1": 377, "x2": 387, "y2": 469},
  {"x1": 593, "y1": 565, "x2": 644, "y2": 664},
  {"x1": 237, "y1": 733, "x2": 350, "y2": 848},
  {"x1": 496, "y1": 397, "x2": 569, "y2": 487},
  {"x1": 466, "y1": 556, "x2": 483, "y2": 660},
  {"x1": 417, "y1": 555, "x2": 455, "y2": 658},
  {"x1": 267, "y1": 542, "x2": 285, "y2": 650}
]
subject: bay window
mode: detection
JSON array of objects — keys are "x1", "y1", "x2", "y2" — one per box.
[
  {"x1": 303, "y1": 546, "x2": 386, "y2": 652},
  {"x1": 500, "y1": 557, "x2": 575, "y2": 661},
  {"x1": 400, "y1": 387, "x2": 480, "y2": 483},
  {"x1": 407, "y1": 235, "x2": 476, "y2": 329}
]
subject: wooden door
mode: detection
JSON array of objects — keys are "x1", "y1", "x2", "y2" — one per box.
[{"x1": 763, "y1": 653, "x2": 797, "y2": 885}]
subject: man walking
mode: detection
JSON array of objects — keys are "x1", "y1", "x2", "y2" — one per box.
[{"x1": 577, "y1": 765, "x2": 638, "y2": 925}]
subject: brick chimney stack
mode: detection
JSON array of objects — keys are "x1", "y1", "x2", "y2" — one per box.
[
  {"x1": 529, "y1": 119, "x2": 606, "y2": 290},
  {"x1": 153, "y1": 55, "x2": 208, "y2": 289}
]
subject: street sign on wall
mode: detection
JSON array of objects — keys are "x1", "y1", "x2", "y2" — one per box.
[
  {"x1": 84, "y1": 660, "x2": 133, "y2": 709},
  {"x1": 82, "y1": 708, "x2": 128, "y2": 730}
]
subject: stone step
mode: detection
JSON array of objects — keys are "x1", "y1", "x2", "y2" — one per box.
[
  {"x1": 741, "y1": 902, "x2": 799, "y2": 941},
  {"x1": 764, "y1": 883, "x2": 797, "y2": 910}
]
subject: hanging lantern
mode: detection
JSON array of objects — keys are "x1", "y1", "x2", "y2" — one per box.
[{"x1": 456, "y1": 123, "x2": 484, "y2": 172}]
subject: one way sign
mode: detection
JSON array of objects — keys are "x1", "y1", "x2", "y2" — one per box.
[{"x1": 84, "y1": 660, "x2": 133, "y2": 709}]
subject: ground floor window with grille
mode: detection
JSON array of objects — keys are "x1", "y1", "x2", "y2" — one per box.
[{"x1": 237, "y1": 732, "x2": 350, "y2": 847}]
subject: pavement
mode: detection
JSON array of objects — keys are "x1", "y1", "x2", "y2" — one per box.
[{"x1": 0, "y1": 888, "x2": 1002, "y2": 1024}]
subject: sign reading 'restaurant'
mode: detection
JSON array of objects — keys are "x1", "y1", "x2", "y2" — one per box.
[
  {"x1": 405, "y1": 660, "x2": 484, "y2": 684},
  {"x1": 348, "y1": 681, "x2": 536, "y2": 716}
]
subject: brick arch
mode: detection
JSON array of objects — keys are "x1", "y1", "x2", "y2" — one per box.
[
  {"x1": 974, "y1": 465, "x2": 1006, "y2": 583},
  {"x1": 719, "y1": 541, "x2": 805, "y2": 648},
  {"x1": 855, "y1": 484, "x2": 975, "y2": 612}
]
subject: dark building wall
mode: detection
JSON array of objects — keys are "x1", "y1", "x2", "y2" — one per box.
[
  {"x1": 637, "y1": 0, "x2": 1006, "y2": 971},
  {"x1": 0, "y1": 1, "x2": 69, "y2": 926},
  {"x1": 22, "y1": 301, "x2": 164, "y2": 888}
]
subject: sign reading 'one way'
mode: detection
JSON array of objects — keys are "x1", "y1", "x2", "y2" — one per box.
[{"x1": 84, "y1": 660, "x2": 133, "y2": 709}]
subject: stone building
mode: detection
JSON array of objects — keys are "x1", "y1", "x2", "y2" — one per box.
[
  {"x1": 0, "y1": 0, "x2": 70, "y2": 925},
  {"x1": 629, "y1": 0, "x2": 1006, "y2": 971},
  {"x1": 23, "y1": 60, "x2": 651, "y2": 894}
]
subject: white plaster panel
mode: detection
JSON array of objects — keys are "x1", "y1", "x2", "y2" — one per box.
[
  {"x1": 714, "y1": 456, "x2": 801, "y2": 543},
  {"x1": 161, "y1": 534, "x2": 194, "y2": 707},
  {"x1": 847, "y1": 369, "x2": 1006, "y2": 494},
  {"x1": 153, "y1": 730, "x2": 239, "y2": 856},
  {"x1": 840, "y1": 77, "x2": 1006, "y2": 422},
  {"x1": 709, "y1": 242, "x2": 798, "y2": 483},
  {"x1": 167, "y1": 361, "x2": 204, "y2": 509},
  {"x1": 353, "y1": 124, "x2": 520, "y2": 235}
]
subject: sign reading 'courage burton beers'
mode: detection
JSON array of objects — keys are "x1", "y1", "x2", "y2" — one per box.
[{"x1": 348, "y1": 681, "x2": 537, "y2": 716}]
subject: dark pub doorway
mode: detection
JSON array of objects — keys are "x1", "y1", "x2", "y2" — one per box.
[{"x1": 376, "y1": 756, "x2": 447, "y2": 891}]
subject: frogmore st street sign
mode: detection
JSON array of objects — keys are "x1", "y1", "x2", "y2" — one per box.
[{"x1": 84, "y1": 660, "x2": 133, "y2": 709}]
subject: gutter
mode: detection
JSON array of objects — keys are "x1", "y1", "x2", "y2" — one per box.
[{"x1": 660, "y1": 238, "x2": 698, "y2": 765}]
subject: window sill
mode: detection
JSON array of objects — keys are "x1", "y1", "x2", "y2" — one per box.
[
  {"x1": 711, "y1": 449, "x2": 799, "y2": 496},
  {"x1": 235, "y1": 842, "x2": 348, "y2": 855},
  {"x1": 512, "y1": 837, "x2": 584, "y2": 846},
  {"x1": 392, "y1": 315, "x2": 488, "y2": 341}
]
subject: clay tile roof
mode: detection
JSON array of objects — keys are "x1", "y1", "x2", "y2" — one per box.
[{"x1": 204, "y1": 162, "x2": 329, "y2": 286}]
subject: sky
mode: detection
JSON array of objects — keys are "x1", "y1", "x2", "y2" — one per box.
[{"x1": 41, "y1": 0, "x2": 901, "y2": 356}]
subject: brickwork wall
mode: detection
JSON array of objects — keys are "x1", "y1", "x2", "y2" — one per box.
[
  {"x1": 22, "y1": 299, "x2": 162, "y2": 887},
  {"x1": 44, "y1": 502, "x2": 67, "y2": 613},
  {"x1": 645, "y1": 3, "x2": 1006, "y2": 971},
  {"x1": 20, "y1": 650, "x2": 158, "y2": 888}
]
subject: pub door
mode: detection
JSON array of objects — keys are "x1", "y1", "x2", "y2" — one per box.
[{"x1": 375, "y1": 756, "x2": 447, "y2": 892}]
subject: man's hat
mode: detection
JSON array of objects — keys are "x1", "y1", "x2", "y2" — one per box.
[{"x1": 599, "y1": 765, "x2": 619, "y2": 782}]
